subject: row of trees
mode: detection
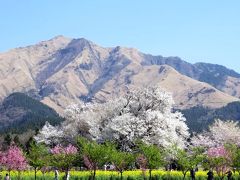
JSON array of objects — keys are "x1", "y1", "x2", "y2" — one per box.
[
  {"x1": 0, "y1": 142, "x2": 78, "y2": 180},
  {"x1": 2, "y1": 137, "x2": 240, "y2": 180}
]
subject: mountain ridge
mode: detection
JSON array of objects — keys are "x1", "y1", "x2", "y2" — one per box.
[{"x1": 0, "y1": 36, "x2": 239, "y2": 114}]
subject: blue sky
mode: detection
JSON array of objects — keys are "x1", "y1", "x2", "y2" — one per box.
[{"x1": 1, "y1": 0, "x2": 240, "y2": 72}]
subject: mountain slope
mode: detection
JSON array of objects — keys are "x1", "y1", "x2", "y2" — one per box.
[
  {"x1": 92, "y1": 64, "x2": 238, "y2": 109},
  {"x1": 0, "y1": 36, "x2": 239, "y2": 114},
  {"x1": 0, "y1": 92, "x2": 63, "y2": 134},
  {"x1": 0, "y1": 36, "x2": 72, "y2": 101},
  {"x1": 142, "y1": 55, "x2": 240, "y2": 98}
]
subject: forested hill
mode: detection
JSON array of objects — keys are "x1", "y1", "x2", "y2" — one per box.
[
  {"x1": 181, "y1": 101, "x2": 240, "y2": 132},
  {"x1": 0, "y1": 92, "x2": 63, "y2": 134}
]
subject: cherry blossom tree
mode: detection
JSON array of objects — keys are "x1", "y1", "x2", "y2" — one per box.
[
  {"x1": 206, "y1": 146, "x2": 232, "y2": 180},
  {"x1": 71, "y1": 87, "x2": 189, "y2": 151},
  {"x1": 0, "y1": 146, "x2": 28, "y2": 177},
  {"x1": 35, "y1": 86, "x2": 189, "y2": 151},
  {"x1": 50, "y1": 144, "x2": 78, "y2": 180},
  {"x1": 101, "y1": 87, "x2": 189, "y2": 150},
  {"x1": 191, "y1": 119, "x2": 240, "y2": 148},
  {"x1": 34, "y1": 121, "x2": 64, "y2": 145},
  {"x1": 62, "y1": 102, "x2": 101, "y2": 140}
]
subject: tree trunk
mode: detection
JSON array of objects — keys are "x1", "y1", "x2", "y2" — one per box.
[
  {"x1": 64, "y1": 169, "x2": 70, "y2": 180},
  {"x1": 34, "y1": 167, "x2": 37, "y2": 180},
  {"x1": 120, "y1": 171, "x2": 123, "y2": 180},
  {"x1": 220, "y1": 168, "x2": 224, "y2": 180},
  {"x1": 93, "y1": 168, "x2": 96, "y2": 180},
  {"x1": 43, "y1": 172, "x2": 45, "y2": 180},
  {"x1": 9, "y1": 170, "x2": 11, "y2": 177},
  {"x1": 183, "y1": 172, "x2": 187, "y2": 180},
  {"x1": 149, "y1": 169, "x2": 152, "y2": 180},
  {"x1": 54, "y1": 169, "x2": 59, "y2": 180},
  {"x1": 17, "y1": 171, "x2": 21, "y2": 180},
  {"x1": 220, "y1": 175, "x2": 225, "y2": 180}
]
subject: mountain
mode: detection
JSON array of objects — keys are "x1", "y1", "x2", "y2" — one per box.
[
  {"x1": 0, "y1": 36, "x2": 239, "y2": 114},
  {"x1": 0, "y1": 92, "x2": 63, "y2": 134}
]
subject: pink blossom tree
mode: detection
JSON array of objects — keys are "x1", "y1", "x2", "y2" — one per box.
[
  {"x1": 206, "y1": 146, "x2": 232, "y2": 180},
  {"x1": 0, "y1": 145, "x2": 28, "y2": 177},
  {"x1": 50, "y1": 144, "x2": 78, "y2": 180}
]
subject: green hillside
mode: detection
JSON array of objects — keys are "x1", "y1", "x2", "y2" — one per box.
[
  {"x1": 181, "y1": 101, "x2": 240, "y2": 132},
  {"x1": 0, "y1": 92, "x2": 63, "y2": 134}
]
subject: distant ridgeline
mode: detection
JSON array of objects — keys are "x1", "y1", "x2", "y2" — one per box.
[
  {"x1": 0, "y1": 92, "x2": 63, "y2": 134},
  {"x1": 180, "y1": 101, "x2": 240, "y2": 132}
]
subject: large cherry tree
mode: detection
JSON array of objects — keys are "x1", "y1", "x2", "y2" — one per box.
[{"x1": 36, "y1": 86, "x2": 189, "y2": 151}]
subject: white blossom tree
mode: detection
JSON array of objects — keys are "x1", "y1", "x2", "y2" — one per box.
[
  {"x1": 97, "y1": 87, "x2": 189, "y2": 150},
  {"x1": 34, "y1": 121, "x2": 64, "y2": 145},
  {"x1": 191, "y1": 119, "x2": 240, "y2": 148},
  {"x1": 62, "y1": 102, "x2": 100, "y2": 139},
  {"x1": 35, "y1": 86, "x2": 190, "y2": 150}
]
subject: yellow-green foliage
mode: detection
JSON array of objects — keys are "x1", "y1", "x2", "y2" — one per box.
[{"x1": 0, "y1": 170, "x2": 239, "y2": 180}]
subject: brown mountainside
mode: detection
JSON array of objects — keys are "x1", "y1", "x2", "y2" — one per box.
[{"x1": 0, "y1": 36, "x2": 239, "y2": 114}]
